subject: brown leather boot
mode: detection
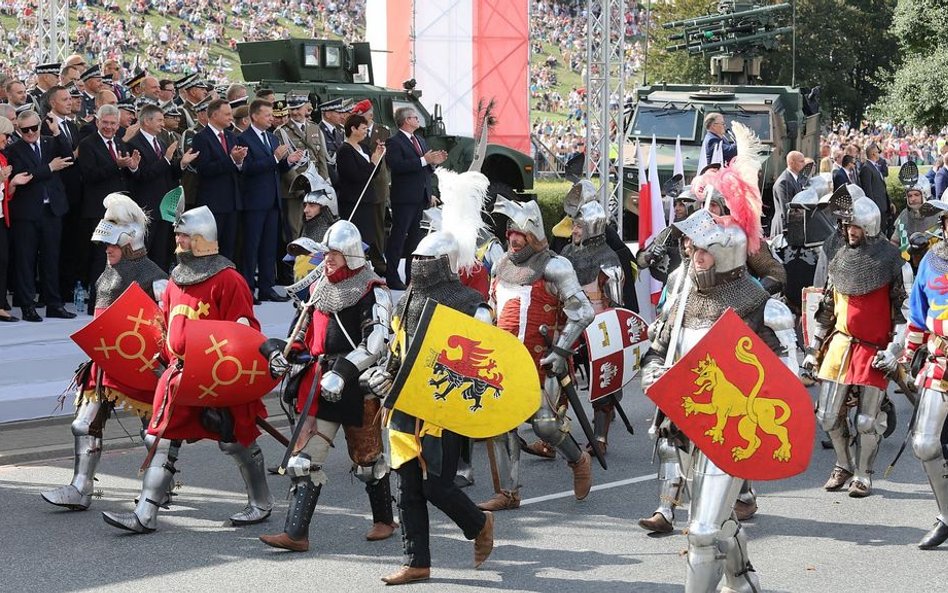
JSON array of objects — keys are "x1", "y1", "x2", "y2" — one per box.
[
  {"x1": 477, "y1": 490, "x2": 521, "y2": 511},
  {"x1": 259, "y1": 532, "x2": 309, "y2": 552},
  {"x1": 381, "y1": 566, "x2": 431, "y2": 585},
  {"x1": 569, "y1": 451, "x2": 592, "y2": 500},
  {"x1": 474, "y1": 511, "x2": 494, "y2": 568},
  {"x1": 522, "y1": 440, "x2": 556, "y2": 459},
  {"x1": 637, "y1": 512, "x2": 674, "y2": 534},
  {"x1": 366, "y1": 521, "x2": 399, "y2": 541},
  {"x1": 734, "y1": 499, "x2": 758, "y2": 521}
]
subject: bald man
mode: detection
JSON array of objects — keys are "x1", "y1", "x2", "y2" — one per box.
[{"x1": 772, "y1": 150, "x2": 806, "y2": 232}]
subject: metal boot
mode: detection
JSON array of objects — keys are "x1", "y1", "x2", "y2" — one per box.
[
  {"x1": 365, "y1": 473, "x2": 398, "y2": 540},
  {"x1": 721, "y1": 520, "x2": 760, "y2": 593},
  {"x1": 102, "y1": 437, "x2": 176, "y2": 533},
  {"x1": 850, "y1": 386, "x2": 884, "y2": 496},
  {"x1": 259, "y1": 477, "x2": 321, "y2": 552},
  {"x1": 42, "y1": 435, "x2": 102, "y2": 510},
  {"x1": 220, "y1": 441, "x2": 273, "y2": 525}
]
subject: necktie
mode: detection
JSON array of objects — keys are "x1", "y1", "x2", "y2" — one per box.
[
  {"x1": 218, "y1": 131, "x2": 228, "y2": 153},
  {"x1": 153, "y1": 137, "x2": 162, "y2": 157},
  {"x1": 61, "y1": 121, "x2": 71, "y2": 143},
  {"x1": 411, "y1": 134, "x2": 423, "y2": 157},
  {"x1": 33, "y1": 142, "x2": 41, "y2": 162},
  {"x1": 107, "y1": 139, "x2": 117, "y2": 161},
  {"x1": 261, "y1": 131, "x2": 270, "y2": 151}
]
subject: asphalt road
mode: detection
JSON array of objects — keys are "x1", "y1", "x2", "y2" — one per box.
[{"x1": 2, "y1": 382, "x2": 946, "y2": 593}]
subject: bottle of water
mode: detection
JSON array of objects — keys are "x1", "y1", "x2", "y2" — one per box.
[{"x1": 73, "y1": 282, "x2": 87, "y2": 315}]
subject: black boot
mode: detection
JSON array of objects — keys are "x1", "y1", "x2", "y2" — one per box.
[
  {"x1": 259, "y1": 476, "x2": 320, "y2": 552},
  {"x1": 365, "y1": 473, "x2": 398, "y2": 541}
]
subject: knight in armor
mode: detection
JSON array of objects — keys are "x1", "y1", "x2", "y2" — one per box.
[
  {"x1": 259, "y1": 220, "x2": 397, "y2": 552},
  {"x1": 641, "y1": 208, "x2": 788, "y2": 593},
  {"x1": 891, "y1": 166, "x2": 938, "y2": 273},
  {"x1": 367, "y1": 231, "x2": 495, "y2": 585},
  {"x1": 477, "y1": 196, "x2": 596, "y2": 511},
  {"x1": 102, "y1": 206, "x2": 274, "y2": 533},
  {"x1": 900, "y1": 198, "x2": 948, "y2": 549},
  {"x1": 560, "y1": 199, "x2": 624, "y2": 453},
  {"x1": 802, "y1": 193, "x2": 913, "y2": 498},
  {"x1": 636, "y1": 190, "x2": 696, "y2": 283},
  {"x1": 41, "y1": 194, "x2": 167, "y2": 511}
]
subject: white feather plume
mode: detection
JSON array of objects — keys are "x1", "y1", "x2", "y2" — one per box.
[
  {"x1": 729, "y1": 121, "x2": 765, "y2": 189},
  {"x1": 103, "y1": 192, "x2": 149, "y2": 227},
  {"x1": 437, "y1": 169, "x2": 489, "y2": 272}
]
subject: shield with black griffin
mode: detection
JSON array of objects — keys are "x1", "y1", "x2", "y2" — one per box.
[
  {"x1": 71, "y1": 283, "x2": 164, "y2": 391},
  {"x1": 647, "y1": 309, "x2": 814, "y2": 480},
  {"x1": 175, "y1": 319, "x2": 279, "y2": 407},
  {"x1": 583, "y1": 307, "x2": 650, "y2": 401},
  {"x1": 385, "y1": 300, "x2": 541, "y2": 439}
]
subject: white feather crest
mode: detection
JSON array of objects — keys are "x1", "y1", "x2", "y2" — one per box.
[
  {"x1": 730, "y1": 121, "x2": 765, "y2": 189},
  {"x1": 437, "y1": 169, "x2": 489, "y2": 271},
  {"x1": 102, "y1": 192, "x2": 149, "y2": 227}
]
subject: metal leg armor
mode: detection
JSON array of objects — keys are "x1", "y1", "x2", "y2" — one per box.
[
  {"x1": 42, "y1": 400, "x2": 109, "y2": 510},
  {"x1": 912, "y1": 388, "x2": 948, "y2": 547},
  {"x1": 478, "y1": 431, "x2": 522, "y2": 511},
  {"x1": 219, "y1": 440, "x2": 273, "y2": 525},
  {"x1": 654, "y1": 438, "x2": 685, "y2": 523},
  {"x1": 591, "y1": 395, "x2": 617, "y2": 453},
  {"x1": 816, "y1": 380, "x2": 854, "y2": 479},
  {"x1": 259, "y1": 467, "x2": 322, "y2": 553},
  {"x1": 851, "y1": 386, "x2": 885, "y2": 493},
  {"x1": 531, "y1": 376, "x2": 582, "y2": 463},
  {"x1": 102, "y1": 436, "x2": 179, "y2": 533},
  {"x1": 685, "y1": 452, "x2": 756, "y2": 593}
]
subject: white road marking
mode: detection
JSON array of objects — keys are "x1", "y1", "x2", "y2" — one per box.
[{"x1": 520, "y1": 473, "x2": 657, "y2": 506}]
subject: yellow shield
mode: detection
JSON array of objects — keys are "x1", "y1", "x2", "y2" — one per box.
[{"x1": 385, "y1": 301, "x2": 541, "y2": 439}]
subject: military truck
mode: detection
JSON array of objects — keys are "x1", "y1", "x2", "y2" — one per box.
[
  {"x1": 236, "y1": 38, "x2": 534, "y2": 199},
  {"x1": 624, "y1": 1, "x2": 820, "y2": 228}
]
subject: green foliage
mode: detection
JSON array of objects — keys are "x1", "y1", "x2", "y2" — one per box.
[
  {"x1": 641, "y1": 0, "x2": 711, "y2": 85},
  {"x1": 887, "y1": 171, "x2": 906, "y2": 213},
  {"x1": 535, "y1": 179, "x2": 573, "y2": 238}
]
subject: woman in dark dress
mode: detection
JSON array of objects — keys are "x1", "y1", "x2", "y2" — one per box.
[{"x1": 335, "y1": 114, "x2": 386, "y2": 272}]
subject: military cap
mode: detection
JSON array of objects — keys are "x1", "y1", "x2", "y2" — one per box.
[
  {"x1": 318, "y1": 97, "x2": 345, "y2": 111},
  {"x1": 272, "y1": 99, "x2": 288, "y2": 118},
  {"x1": 229, "y1": 97, "x2": 248, "y2": 110},
  {"x1": 125, "y1": 71, "x2": 147, "y2": 89},
  {"x1": 162, "y1": 104, "x2": 182, "y2": 117},
  {"x1": 79, "y1": 65, "x2": 101, "y2": 82},
  {"x1": 66, "y1": 82, "x2": 82, "y2": 98},
  {"x1": 117, "y1": 101, "x2": 136, "y2": 113},
  {"x1": 35, "y1": 62, "x2": 62, "y2": 76},
  {"x1": 173, "y1": 73, "x2": 197, "y2": 91},
  {"x1": 350, "y1": 99, "x2": 373, "y2": 115},
  {"x1": 192, "y1": 97, "x2": 212, "y2": 113},
  {"x1": 135, "y1": 96, "x2": 160, "y2": 109},
  {"x1": 286, "y1": 94, "x2": 308, "y2": 110},
  {"x1": 14, "y1": 103, "x2": 34, "y2": 115}
]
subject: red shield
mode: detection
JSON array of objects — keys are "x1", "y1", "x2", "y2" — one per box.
[
  {"x1": 70, "y1": 283, "x2": 165, "y2": 391},
  {"x1": 647, "y1": 309, "x2": 814, "y2": 480},
  {"x1": 176, "y1": 320, "x2": 279, "y2": 407},
  {"x1": 583, "y1": 307, "x2": 649, "y2": 401}
]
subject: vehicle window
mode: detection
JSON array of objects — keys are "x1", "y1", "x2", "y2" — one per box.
[
  {"x1": 391, "y1": 100, "x2": 427, "y2": 128},
  {"x1": 723, "y1": 111, "x2": 772, "y2": 142},
  {"x1": 630, "y1": 106, "x2": 699, "y2": 141}
]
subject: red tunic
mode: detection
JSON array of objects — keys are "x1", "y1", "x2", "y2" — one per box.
[
  {"x1": 460, "y1": 265, "x2": 490, "y2": 300},
  {"x1": 492, "y1": 276, "x2": 562, "y2": 378},
  {"x1": 148, "y1": 267, "x2": 266, "y2": 445},
  {"x1": 817, "y1": 285, "x2": 893, "y2": 389}
]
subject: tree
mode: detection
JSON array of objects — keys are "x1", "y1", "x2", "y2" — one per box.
[
  {"x1": 873, "y1": 0, "x2": 948, "y2": 129},
  {"x1": 641, "y1": 0, "x2": 715, "y2": 86}
]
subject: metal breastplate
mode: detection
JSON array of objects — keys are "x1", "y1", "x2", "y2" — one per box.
[
  {"x1": 493, "y1": 246, "x2": 553, "y2": 286},
  {"x1": 828, "y1": 237, "x2": 904, "y2": 296},
  {"x1": 94, "y1": 256, "x2": 168, "y2": 308},
  {"x1": 300, "y1": 210, "x2": 336, "y2": 243},
  {"x1": 310, "y1": 266, "x2": 380, "y2": 314},
  {"x1": 170, "y1": 253, "x2": 235, "y2": 286},
  {"x1": 561, "y1": 236, "x2": 620, "y2": 286},
  {"x1": 396, "y1": 256, "x2": 483, "y2": 339}
]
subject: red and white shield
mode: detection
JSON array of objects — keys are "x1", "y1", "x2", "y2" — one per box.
[
  {"x1": 582, "y1": 307, "x2": 650, "y2": 401},
  {"x1": 71, "y1": 283, "x2": 165, "y2": 391},
  {"x1": 647, "y1": 309, "x2": 815, "y2": 481},
  {"x1": 175, "y1": 319, "x2": 279, "y2": 407}
]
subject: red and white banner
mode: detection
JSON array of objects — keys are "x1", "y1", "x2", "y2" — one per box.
[{"x1": 366, "y1": 0, "x2": 530, "y2": 153}]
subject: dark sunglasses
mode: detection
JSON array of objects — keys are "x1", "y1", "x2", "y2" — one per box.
[{"x1": 19, "y1": 124, "x2": 40, "y2": 134}]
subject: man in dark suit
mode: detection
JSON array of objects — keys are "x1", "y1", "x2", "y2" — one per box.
[
  {"x1": 859, "y1": 144, "x2": 892, "y2": 236},
  {"x1": 702, "y1": 112, "x2": 737, "y2": 165},
  {"x1": 190, "y1": 99, "x2": 247, "y2": 261},
  {"x1": 42, "y1": 85, "x2": 84, "y2": 299},
  {"x1": 383, "y1": 107, "x2": 447, "y2": 289},
  {"x1": 833, "y1": 155, "x2": 857, "y2": 191},
  {"x1": 237, "y1": 99, "x2": 301, "y2": 302},
  {"x1": 77, "y1": 104, "x2": 141, "y2": 312},
  {"x1": 127, "y1": 104, "x2": 199, "y2": 270},
  {"x1": 6, "y1": 110, "x2": 76, "y2": 321},
  {"x1": 318, "y1": 97, "x2": 347, "y2": 184},
  {"x1": 771, "y1": 150, "x2": 805, "y2": 234}
]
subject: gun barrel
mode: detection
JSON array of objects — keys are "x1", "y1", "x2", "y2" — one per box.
[
  {"x1": 694, "y1": 26, "x2": 792, "y2": 52},
  {"x1": 663, "y1": 3, "x2": 791, "y2": 29}
]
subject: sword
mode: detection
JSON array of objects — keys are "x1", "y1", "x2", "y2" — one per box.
[
  {"x1": 613, "y1": 398, "x2": 635, "y2": 435},
  {"x1": 539, "y1": 325, "x2": 607, "y2": 470}
]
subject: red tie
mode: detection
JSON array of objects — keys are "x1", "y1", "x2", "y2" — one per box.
[
  {"x1": 107, "y1": 139, "x2": 117, "y2": 161},
  {"x1": 218, "y1": 131, "x2": 228, "y2": 153},
  {"x1": 153, "y1": 137, "x2": 162, "y2": 157},
  {"x1": 411, "y1": 134, "x2": 423, "y2": 157}
]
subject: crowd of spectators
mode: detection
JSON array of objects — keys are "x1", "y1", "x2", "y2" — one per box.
[{"x1": 823, "y1": 121, "x2": 948, "y2": 168}]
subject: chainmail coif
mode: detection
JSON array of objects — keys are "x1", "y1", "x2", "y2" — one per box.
[
  {"x1": 309, "y1": 266, "x2": 380, "y2": 314},
  {"x1": 170, "y1": 252, "x2": 235, "y2": 286},
  {"x1": 395, "y1": 256, "x2": 484, "y2": 338},
  {"x1": 561, "y1": 235, "x2": 620, "y2": 285},
  {"x1": 95, "y1": 255, "x2": 168, "y2": 308}
]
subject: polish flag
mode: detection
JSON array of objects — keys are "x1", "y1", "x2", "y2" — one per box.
[{"x1": 638, "y1": 137, "x2": 668, "y2": 305}]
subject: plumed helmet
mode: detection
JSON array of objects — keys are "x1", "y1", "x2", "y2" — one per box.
[
  {"x1": 844, "y1": 196, "x2": 881, "y2": 237},
  {"x1": 174, "y1": 205, "x2": 218, "y2": 256},
  {"x1": 317, "y1": 220, "x2": 365, "y2": 269},
  {"x1": 92, "y1": 193, "x2": 148, "y2": 252},
  {"x1": 674, "y1": 208, "x2": 747, "y2": 274},
  {"x1": 492, "y1": 195, "x2": 545, "y2": 241},
  {"x1": 413, "y1": 231, "x2": 460, "y2": 274},
  {"x1": 437, "y1": 169, "x2": 489, "y2": 272},
  {"x1": 573, "y1": 199, "x2": 608, "y2": 242}
]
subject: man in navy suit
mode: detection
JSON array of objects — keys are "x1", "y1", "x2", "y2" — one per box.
[
  {"x1": 383, "y1": 107, "x2": 447, "y2": 289},
  {"x1": 238, "y1": 99, "x2": 302, "y2": 302},
  {"x1": 833, "y1": 155, "x2": 857, "y2": 191},
  {"x1": 6, "y1": 110, "x2": 76, "y2": 321},
  {"x1": 190, "y1": 99, "x2": 247, "y2": 261},
  {"x1": 702, "y1": 112, "x2": 737, "y2": 165}
]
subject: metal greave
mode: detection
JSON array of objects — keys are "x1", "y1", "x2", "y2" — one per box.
[
  {"x1": 132, "y1": 436, "x2": 176, "y2": 530},
  {"x1": 655, "y1": 437, "x2": 684, "y2": 521},
  {"x1": 220, "y1": 441, "x2": 274, "y2": 514},
  {"x1": 913, "y1": 388, "x2": 948, "y2": 523},
  {"x1": 816, "y1": 380, "x2": 853, "y2": 471},
  {"x1": 531, "y1": 377, "x2": 582, "y2": 463},
  {"x1": 490, "y1": 431, "x2": 521, "y2": 493},
  {"x1": 284, "y1": 476, "x2": 321, "y2": 540},
  {"x1": 853, "y1": 386, "x2": 885, "y2": 485}
]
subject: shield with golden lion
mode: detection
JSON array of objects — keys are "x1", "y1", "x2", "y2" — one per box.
[{"x1": 647, "y1": 308, "x2": 814, "y2": 480}]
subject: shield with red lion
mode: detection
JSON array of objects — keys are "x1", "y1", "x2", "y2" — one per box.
[
  {"x1": 71, "y1": 283, "x2": 165, "y2": 391},
  {"x1": 175, "y1": 319, "x2": 279, "y2": 407},
  {"x1": 646, "y1": 308, "x2": 814, "y2": 480}
]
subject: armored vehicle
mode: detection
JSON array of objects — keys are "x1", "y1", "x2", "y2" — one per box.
[{"x1": 237, "y1": 38, "x2": 534, "y2": 198}]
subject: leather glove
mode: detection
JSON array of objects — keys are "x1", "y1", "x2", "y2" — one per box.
[
  {"x1": 367, "y1": 368, "x2": 394, "y2": 398},
  {"x1": 320, "y1": 370, "x2": 345, "y2": 402},
  {"x1": 539, "y1": 351, "x2": 568, "y2": 376},
  {"x1": 872, "y1": 349, "x2": 898, "y2": 374}
]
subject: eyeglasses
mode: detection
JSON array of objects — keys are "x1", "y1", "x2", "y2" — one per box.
[{"x1": 19, "y1": 124, "x2": 40, "y2": 134}]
